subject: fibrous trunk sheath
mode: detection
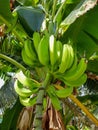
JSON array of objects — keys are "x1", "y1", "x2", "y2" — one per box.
[{"x1": 33, "y1": 73, "x2": 52, "y2": 130}]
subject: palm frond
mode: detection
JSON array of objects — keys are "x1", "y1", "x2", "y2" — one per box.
[{"x1": 0, "y1": 78, "x2": 18, "y2": 114}]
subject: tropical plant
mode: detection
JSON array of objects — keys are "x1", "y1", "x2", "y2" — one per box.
[{"x1": 0, "y1": 0, "x2": 98, "y2": 130}]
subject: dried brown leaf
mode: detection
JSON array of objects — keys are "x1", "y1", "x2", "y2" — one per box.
[
  {"x1": 42, "y1": 98, "x2": 66, "y2": 130},
  {"x1": 17, "y1": 107, "x2": 33, "y2": 130}
]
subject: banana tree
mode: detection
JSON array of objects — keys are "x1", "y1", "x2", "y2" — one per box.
[{"x1": 0, "y1": 0, "x2": 98, "y2": 130}]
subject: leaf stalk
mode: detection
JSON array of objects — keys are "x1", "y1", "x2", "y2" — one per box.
[{"x1": 0, "y1": 53, "x2": 26, "y2": 71}]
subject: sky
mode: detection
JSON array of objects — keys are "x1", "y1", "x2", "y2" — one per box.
[
  {"x1": 0, "y1": 78, "x2": 4, "y2": 117},
  {"x1": 0, "y1": 78, "x2": 4, "y2": 89}
]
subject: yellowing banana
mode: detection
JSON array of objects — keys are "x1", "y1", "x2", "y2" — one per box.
[
  {"x1": 38, "y1": 34, "x2": 50, "y2": 65},
  {"x1": 63, "y1": 58, "x2": 87, "y2": 81},
  {"x1": 19, "y1": 96, "x2": 37, "y2": 106},
  {"x1": 14, "y1": 80, "x2": 33, "y2": 97},
  {"x1": 16, "y1": 70, "x2": 40, "y2": 91}
]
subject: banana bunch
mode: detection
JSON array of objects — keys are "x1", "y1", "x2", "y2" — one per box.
[
  {"x1": 21, "y1": 32, "x2": 87, "y2": 88},
  {"x1": 21, "y1": 38, "x2": 40, "y2": 67},
  {"x1": 14, "y1": 71, "x2": 40, "y2": 106}
]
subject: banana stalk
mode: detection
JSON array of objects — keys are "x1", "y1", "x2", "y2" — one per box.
[
  {"x1": 55, "y1": 84, "x2": 98, "y2": 126},
  {"x1": 69, "y1": 94, "x2": 98, "y2": 126},
  {"x1": 33, "y1": 73, "x2": 52, "y2": 130}
]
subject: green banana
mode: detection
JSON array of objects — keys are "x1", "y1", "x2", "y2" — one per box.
[
  {"x1": 64, "y1": 73, "x2": 87, "y2": 87},
  {"x1": 24, "y1": 39, "x2": 37, "y2": 62},
  {"x1": 56, "y1": 40, "x2": 63, "y2": 65},
  {"x1": 14, "y1": 80, "x2": 33, "y2": 97},
  {"x1": 38, "y1": 34, "x2": 50, "y2": 65},
  {"x1": 49, "y1": 35, "x2": 57, "y2": 66},
  {"x1": 67, "y1": 45, "x2": 74, "y2": 69},
  {"x1": 64, "y1": 54, "x2": 78, "y2": 74},
  {"x1": 16, "y1": 70, "x2": 40, "y2": 91},
  {"x1": 19, "y1": 96, "x2": 37, "y2": 106},
  {"x1": 33, "y1": 32, "x2": 40, "y2": 53},
  {"x1": 54, "y1": 53, "x2": 77, "y2": 78},
  {"x1": 21, "y1": 48, "x2": 34, "y2": 66},
  {"x1": 55, "y1": 86, "x2": 73, "y2": 98},
  {"x1": 48, "y1": 93, "x2": 61, "y2": 110},
  {"x1": 63, "y1": 58, "x2": 87, "y2": 81},
  {"x1": 58, "y1": 44, "x2": 70, "y2": 73}
]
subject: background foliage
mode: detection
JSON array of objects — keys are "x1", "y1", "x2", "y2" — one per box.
[{"x1": 0, "y1": 0, "x2": 98, "y2": 130}]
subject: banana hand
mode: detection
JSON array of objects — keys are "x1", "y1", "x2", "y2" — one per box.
[
  {"x1": 16, "y1": 70, "x2": 40, "y2": 91},
  {"x1": 63, "y1": 58, "x2": 87, "y2": 81},
  {"x1": 19, "y1": 96, "x2": 37, "y2": 106},
  {"x1": 64, "y1": 73, "x2": 87, "y2": 87},
  {"x1": 14, "y1": 80, "x2": 33, "y2": 97},
  {"x1": 21, "y1": 48, "x2": 34, "y2": 66},
  {"x1": 24, "y1": 39, "x2": 37, "y2": 62}
]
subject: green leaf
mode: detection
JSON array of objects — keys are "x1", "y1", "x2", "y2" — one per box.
[
  {"x1": 67, "y1": 125, "x2": 78, "y2": 130},
  {"x1": 77, "y1": 31, "x2": 98, "y2": 58},
  {"x1": 60, "y1": 0, "x2": 97, "y2": 34},
  {"x1": 66, "y1": 0, "x2": 79, "y2": 4},
  {"x1": 16, "y1": 6, "x2": 45, "y2": 36},
  {"x1": 83, "y1": 5, "x2": 98, "y2": 40},
  {"x1": 87, "y1": 59, "x2": 98, "y2": 73},
  {"x1": 0, "y1": 0, "x2": 13, "y2": 25},
  {"x1": 49, "y1": 93, "x2": 61, "y2": 110},
  {"x1": 0, "y1": 99, "x2": 23, "y2": 130},
  {"x1": 78, "y1": 94, "x2": 98, "y2": 105},
  {"x1": 62, "y1": 5, "x2": 98, "y2": 61},
  {"x1": 47, "y1": 85, "x2": 61, "y2": 110}
]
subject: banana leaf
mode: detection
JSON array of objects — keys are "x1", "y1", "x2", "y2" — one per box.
[{"x1": 16, "y1": 6, "x2": 45, "y2": 36}]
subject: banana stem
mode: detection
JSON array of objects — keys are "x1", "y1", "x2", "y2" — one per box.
[
  {"x1": 33, "y1": 72, "x2": 52, "y2": 130},
  {"x1": 0, "y1": 53, "x2": 26, "y2": 71},
  {"x1": 53, "y1": 0, "x2": 67, "y2": 23}
]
